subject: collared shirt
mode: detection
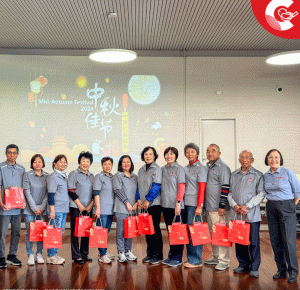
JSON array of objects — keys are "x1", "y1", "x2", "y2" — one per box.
[
  {"x1": 0, "y1": 160, "x2": 25, "y2": 216},
  {"x1": 228, "y1": 166, "x2": 265, "y2": 223},
  {"x1": 68, "y1": 168, "x2": 94, "y2": 209},
  {"x1": 205, "y1": 158, "x2": 231, "y2": 212},
  {"x1": 184, "y1": 160, "x2": 208, "y2": 207},
  {"x1": 113, "y1": 171, "x2": 138, "y2": 214},
  {"x1": 93, "y1": 171, "x2": 114, "y2": 215},
  {"x1": 137, "y1": 162, "x2": 162, "y2": 207},
  {"x1": 161, "y1": 162, "x2": 185, "y2": 209},
  {"x1": 47, "y1": 171, "x2": 69, "y2": 213},
  {"x1": 23, "y1": 170, "x2": 49, "y2": 216},
  {"x1": 263, "y1": 166, "x2": 300, "y2": 201}
]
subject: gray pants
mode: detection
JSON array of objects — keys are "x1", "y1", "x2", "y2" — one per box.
[
  {"x1": 0, "y1": 215, "x2": 21, "y2": 258},
  {"x1": 115, "y1": 212, "x2": 132, "y2": 253}
]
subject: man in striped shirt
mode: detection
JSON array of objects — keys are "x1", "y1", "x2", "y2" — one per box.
[{"x1": 204, "y1": 144, "x2": 231, "y2": 271}]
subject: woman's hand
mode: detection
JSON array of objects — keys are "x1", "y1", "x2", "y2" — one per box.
[
  {"x1": 85, "y1": 203, "x2": 93, "y2": 213},
  {"x1": 143, "y1": 200, "x2": 150, "y2": 209},
  {"x1": 95, "y1": 207, "x2": 101, "y2": 218},
  {"x1": 49, "y1": 209, "x2": 55, "y2": 220},
  {"x1": 175, "y1": 203, "x2": 181, "y2": 216},
  {"x1": 195, "y1": 206, "x2": 202, "y2": 216},
  {"x1": 78, "y1": 204, "x2": 85, "y2": 213},
  {"x1": 126, "y1": 202, "x2": 133, "y2": 212},
  {"x1": 137, "y1": 199, "x2": 143, "y2": 209},
  {"x1": 218, "y1": 208, "x2": 225, "y2": 216},
  {"x1": 234, "y1": 205, "x2": 241, "y2": 214},
  {"x1": 132, "y1": 202, "x2": 138, "y2": 211}
]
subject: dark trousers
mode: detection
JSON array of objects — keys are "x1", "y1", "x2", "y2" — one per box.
[
  {"x1": 162, "y1": 207, "x2": 184, "y2": 261},
  {"x1": 266, "y1": 200, "x2": 298, "y2": 277},
  {"x1": 145, "y1": 205, "x2": 163, "y2": 259},
  {"x1": 235, "y1": 221, "x2": 260, "y2": 271},
  {"x1": 70, "y1": 207, "x2": 91, "y2": 260}
]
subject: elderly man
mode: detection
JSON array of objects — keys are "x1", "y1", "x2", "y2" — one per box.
[
  {"x1": 227, "y1": 150, "x2": 265, "y2": 278},
  {"x1": 204, "y1": 144, "x2": 231, "y2": 271}
]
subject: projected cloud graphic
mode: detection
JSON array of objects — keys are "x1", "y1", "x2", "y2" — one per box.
[{"x1": 128, "y1": 75, "x2": 161, "y2": 105}]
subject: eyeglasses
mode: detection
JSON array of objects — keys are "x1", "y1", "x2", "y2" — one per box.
[{"x1": 6, "y1": 152, "x2": 18, "y2": 155}]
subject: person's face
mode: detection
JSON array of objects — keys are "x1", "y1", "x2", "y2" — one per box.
[
  {"x1": 102, "y1": 160, "x2": 113, "y2": 174},
  {"x1": 239, "y1": 151, "x2": 254, "y2": 170},
  {"x1": 206, "y1": 145, "x2": 221, "y2": 164},
  {"x1": 32, "y1": 157, "x2": 43, "y2": 171},
  {"x1": 267, "y1": 151, "x2": 281, "y2": 171},
  {"x1": 79, "y1": 157, "x2": 91, "y2": 173},
  {"x1": 54, "y1": 158, "x2": 67, "y2": 171},
  {"x1": 122, "y1": 157, "x2": 132, "y2": 172},
  {"x1": 6, "y1": 148, "x2": 18, "y2": 164},
  {"x1": 185, "y1": 148, "x2": 198, "y2": 163},
  {"x1": 165, "y1": 150, "x2": 176, "y2": 165},
  {"x1": 144, "y1": 149, "x2": 155, "y2": 165}
]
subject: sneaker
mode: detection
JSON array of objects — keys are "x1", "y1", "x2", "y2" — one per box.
[
  {"x1": 99, "y1": 254, "x2": 112, "y2": 264},
  {"x1": 0, "y1": 258, "x2": 7, "y2": 268},
  {"x1": 125, "y1": 250, "x2": 137, "y2": 261},
  {"x1": 7, "y1": 255, "x2": 22, "y2": 266},
  {"x1": 36, "y1": 253, "x2": 45, "y2": 264},
  {"x1": 117, "y1": 252, "x2": 127, "y2": 263},
  {"x1": 150, "y1": 257, "x2": 162, "y2": 265},
  {"x1": 168, "y1": 259, "x2": 182, "y2": 267},
  {"x1": 204, "y1": 258, "x2": 218, "y2": 265},
  {"x1": 233, "y1": 266, "x2": 249, "y2": 274},
  {"x1": 142, "y1": 255, "x2": 152, "y2": 263},
  {"x1": 249, "y1": 270, "x2": 259, "y2": 278},
  {"x1": 184, "y1": 262, "x2": 202, "y2": 268},
  {"x1": 83, "y1": 256, "x2": 92, "y2": 262},
  {"x1": 28, "y1": 254, "x2": 35, "y2": 266},
  {"x1": 46, "y1": 255, "x2": 64, "y2": 265},
  {"x1": 215, "y1": 263, "x2": 229, "y2": 271},
  {"x1": 107, "y1": 253, "x2": 115, "y2": 260},
  {"x1": 56, "y1": 255, "x2": 65, "y2": 263},
  {"x1": 162, "y1": 257, "x2": 172, "y2": 265}
]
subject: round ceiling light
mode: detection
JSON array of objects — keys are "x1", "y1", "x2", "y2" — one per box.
[
  {"x1": 89, "y1": 49, "x2": 137, "y2": 63},
  {"x1": 266, "y1": 50, "x2": 300, "y2": 65}
]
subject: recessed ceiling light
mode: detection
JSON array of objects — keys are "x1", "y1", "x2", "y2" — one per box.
[
  {"x1": 266, "y1": 50, "x2": 300, "y2": 65},
  {"x1": 108, "y1": 12, "x2": 117, "y2": 18},
  {"x1": 89, "y1": 49, "x2": 137, "y2": 63}
]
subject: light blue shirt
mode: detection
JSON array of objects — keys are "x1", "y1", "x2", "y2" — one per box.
[{"x1": 263, "y1": 166, "x2": 300, "y2": 201}]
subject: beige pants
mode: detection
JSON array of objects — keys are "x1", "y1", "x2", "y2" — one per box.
[{"x1": 206, "y1": 211, "x2": 230, "y2": 265}]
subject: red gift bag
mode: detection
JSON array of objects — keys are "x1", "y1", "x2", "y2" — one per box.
[
  {"x1": 124, "y1": 215, "x2": 140, "y2": 238},
  {"x1": 4, "y1": 187, "x2": 26, "y2": 209},
  {"x1": 29, "y1": 219, "x2": 48, "y2": 242},
  {"x1": 43, "y1": 226, "x2": 62, "y2": 249},
  {"x1": 228, "y1": 220, "x2": 250, "y2": 246},
  {"x1": 212, "y1": 223, "x2": 232, "y2": 247},
  {"x1": 136, "y1": 211, "x2": 155, "y2": 235},
  {"x1": 89, "y1": 226, "x2": 108, "y2": 248},
  {"x1": 168, "y1": 216, "x2": 189, "y2": 245},
  {"x1": 188, "y1": 216, "x2": 211, "y2": 246},
  {"x1": 75, "y1": 215, "x2": 93, "y2": 237}
]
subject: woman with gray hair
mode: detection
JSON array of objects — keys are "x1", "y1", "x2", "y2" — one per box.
[{"x1": 183, "y1": 143, "x2": 208, "y2": 268}]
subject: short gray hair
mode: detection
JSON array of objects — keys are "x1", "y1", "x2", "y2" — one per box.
[
  {"x1": 239, "y1": 150, "x2": 253, "y2": 159},
  {"x1": 184, "y1": 143, "x2": 199, "y2": 155},
  {"x1": 207, "y1": 144, "x2": 220, "y2": 151}
]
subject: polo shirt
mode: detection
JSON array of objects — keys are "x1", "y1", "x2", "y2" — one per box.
[
  {"x1": 205, "y1": 158, "x2": 231, "y2": 212},
  {"x1": 228, "y1": 167, "x2": 265, "y2": 223},
  {"x1": 137, "y1": 162, "x2": 162, "y2": 207},
  {"x1": 0, "y1": 161, "x2": 25, "y2": 215},
  {"x1": 184, "y1": 161, "x2": 208, "y2": 207},
  {"x1": 263, "y1": 166, "x2": 300, "y2": 201},
  {"x1": 93, "y1": 172, "x2": 114, "y2": 215},
  {"x1": 161, "y1": 162, "x2": 185, "y2": 209},
  {"x1": 113, "y1": 172, "x2": 138, "y2": 214},
  {"x1": 68, "y1": 168, "x2": 94, "y2": 208},
  {"x1": 23, "y1": 170, "x2": 49, "y2": 215}
]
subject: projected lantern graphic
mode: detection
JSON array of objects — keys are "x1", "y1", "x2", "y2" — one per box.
[
  {"x1": 128, "y1": 75, "x2": 160, "y2": 105},
  {"x1": 28, "y1": 92, "x2": 34, "y2": 102}
]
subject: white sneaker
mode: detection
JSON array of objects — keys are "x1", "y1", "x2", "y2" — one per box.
[
  {"x1": 125, "y1": 250, "x2": 137, "y2": 261},
  {"x1": 99, "y1": 254, "x2": 112, "y2": 264},
  {"x1": 36, "y1": 253, "x2": 44, "y2": 264},
  {"x1": 107, "y1": 252, "x2": 115, "y2": 260},
  {"x1": 28, "y1": 254, "x2": 35, "y2": 265},
  {"x1": 117, "y1": 252, "x2": 127, "y2": 263},
  {"x1": 46, "y1": 254, "x2": 64, "y2": 265},
  {"x1": 56, "y1": 255, "x2": 65, "y2": 263}
]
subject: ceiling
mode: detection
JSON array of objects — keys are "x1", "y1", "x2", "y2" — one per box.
[{"x1": 0, "y1": 0, "x2": 300, "y2": 57}]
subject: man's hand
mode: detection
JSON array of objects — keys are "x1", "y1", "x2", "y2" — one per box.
[
  {"x1": 234, "y1": 205, "x2": 241, "y2": 214},
  {"x1": 240, "y1": 205, "x2": 248, "y2": 215},
  {"x1": 218, "y1": 208, "x2": 225, "y2": 216}
]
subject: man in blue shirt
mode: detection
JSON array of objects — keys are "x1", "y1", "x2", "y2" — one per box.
[{"x1": 0, "y1": 144, "x2": 25, "y2": 268}]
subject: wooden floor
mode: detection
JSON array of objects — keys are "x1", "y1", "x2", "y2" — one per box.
[{"x1": 0, "y1": 230, "x2": 300, "y2": 290}]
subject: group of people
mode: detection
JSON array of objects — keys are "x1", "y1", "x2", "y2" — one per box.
[{"x1": 0, "y1": 143, "x2": 299, "y2": 283}]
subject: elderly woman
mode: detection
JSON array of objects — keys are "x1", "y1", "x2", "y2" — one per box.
[
  {"x1": 23, "y1": 154, "x2": 48, "y2": 265},
  {"x1": 68, "y1": 151, "x2": 94, "y2": 264},
  {"x1": 136, "y1": 146, "x2": 163, "y2": 265},
  {"x1": 113, "y1": 155, "x2": 138, "y2": 263},
  {"x1": 47, "y1": 154, "x2": 69, "y2": 265},
  {"x1": 264, "y1": 149, "x2": 300, "y2": 283},
  {"x1": 183, "y1": 143, "x2": 207, "y2": 268},
  {"x1": 161, "y1": 146, "x2": 186, "y2": 267}
]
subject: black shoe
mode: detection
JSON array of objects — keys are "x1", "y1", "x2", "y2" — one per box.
[
  {"x1": 83, "y1": 256, "x2": 92, "y2": 262},
  {"x1": 7, "y1": 255, "x2": 21, "y2": 266},
  {"x1": 233, "y1": 266, "x2": 249, "y2": 274},
  {"x1": 288, "y1": 275, "x2": 298, "y2": 283},
  {"x1": 0, "y1": 258, "x2": 7, "y2": 268},
  {"x1": 142, "y1": 256, "x2": 151, "y2": 263},
  {"x1": 273, "y1": 271, "x2": 287, "y2": 279},
  {"x1": 149, "y1": 257, "x2": 162, "y2": 265},
  {"x1": 73, "y1": 259, "x2": 85, "y2": 264}
]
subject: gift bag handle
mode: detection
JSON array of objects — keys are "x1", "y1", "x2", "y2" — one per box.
[
  {"x1": 48, "y1": 218, "x2": 57, "y2": 228},
  {"x1": 94, "y1": 217, "x2": 102, "y2": 227},
  {"x1": 172, "y1": 214, "x2": 182, "y2": 224},
  {"x1": 192, "y1": 214, "x2": 203, "y2": 224},
  {"x1": 234, "y1": 213, "x2": 246, "y2": 221}
]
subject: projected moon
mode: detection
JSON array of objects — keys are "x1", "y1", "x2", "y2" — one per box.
[{"x1": 128, "y1": 75, "x2": 160, "y2": 105}]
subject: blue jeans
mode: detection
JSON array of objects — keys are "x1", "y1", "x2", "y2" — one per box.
[
  {"x1": 24, "y1": 215, "x2": 46, "y2": 256},
  {"x1": 47, "y1": 212, "x2": 67, "y2": 257},
  {"x1": 97, "y1": 214, "x2": 113, "y2": 256},
  {"x1": 185, "y1": 206, "x2": 203, "y2": 265}
]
